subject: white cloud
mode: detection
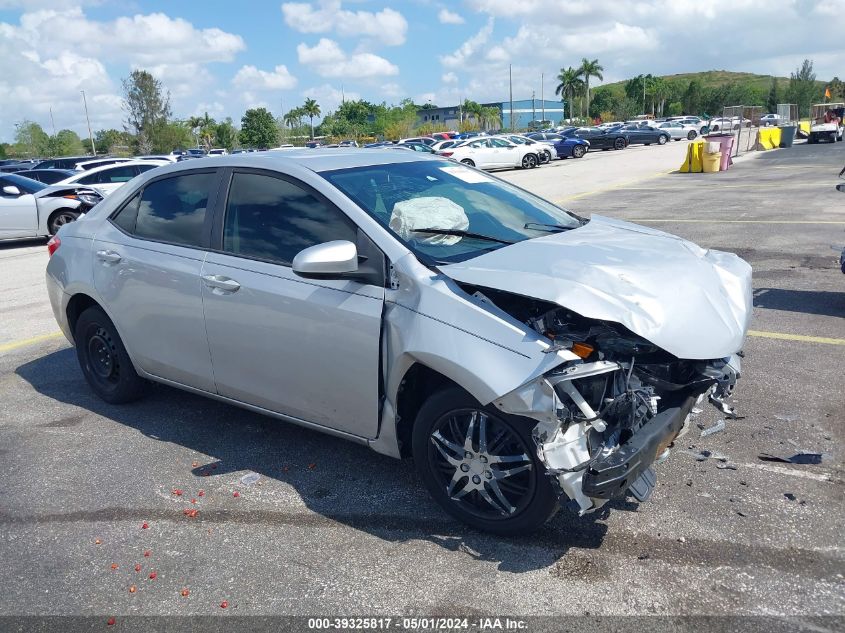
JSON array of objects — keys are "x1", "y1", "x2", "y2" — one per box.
[
  {"x1": 303, "y1": 83, "x2": 361, "y2": 116},
  {"x1": 282, "y1": 1, "x2": 407, "y2": 46},
  {"x1": 233, "y1": 65, "x2": 298, "y2": 90},
  {"x1": 442, "y1": 72, "x2": 458, "y2": 84},
  {"x1": 440, "y1": 18, "x2": 495, "y2": 68},
  {"x1": 438, "y1": 9, "x2": 465, "y2": 24},
  {"x1": 297, "y1": 38, "x2": 398, "y2": 79}
]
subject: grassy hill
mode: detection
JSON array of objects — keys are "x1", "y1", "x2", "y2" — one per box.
[{"x1": 598, "y1": 70, "x2": 826, "y2": 94}]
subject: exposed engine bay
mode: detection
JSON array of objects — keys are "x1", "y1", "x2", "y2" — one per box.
[{"x1": 467, "y1": 286, "x2": 742, "y2": 514}]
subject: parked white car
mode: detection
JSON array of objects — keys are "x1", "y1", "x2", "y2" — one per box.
[
  {"x1": 0, "y1": 173, "x2": 96, "y2": 239},
  {"x1": 73, "y1": 157, "x2": 134, "y2": 171},
  {"x1": 709, "y1": 117, "x2": 752, "y2": 131},
  {"x1": 759, "y1": 114, "x2": 783, "y2": 127},
  {"x1": 208, "y1": 148, "x2": 229, "y2": 156},
  {"x1": 136, "y1": 155, "x2": 179, "y2": 163},
  {"x1": 439, "y1": 138, "x2": 541, "y2": 170},
  {"x1": 399, "y1": 137, "x2": 437, "y2": 146},
  {"x1": 56, "y1": 161, "x2": 168, "y2": 197},
  {"x1": 431, "y1": 140, "x2": 462, "y2": 152},
  {"x1": 495, "y1": 134, "x2": 555, "y2": 163},
  {"x1": 656, "y1": 121, "x2": 700, "y2": 141}
]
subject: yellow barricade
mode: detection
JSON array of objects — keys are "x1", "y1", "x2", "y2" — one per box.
[
  {"x1": 756, "y1": 127, "x2": 782, "y2": 150},
  {"x1": 679, "y1": 140, "x2": 704, "y2": 172}
]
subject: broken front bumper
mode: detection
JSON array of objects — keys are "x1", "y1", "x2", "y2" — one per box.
[{"x1": 581, "y1": 395, "x2": 695, "y2": 499}]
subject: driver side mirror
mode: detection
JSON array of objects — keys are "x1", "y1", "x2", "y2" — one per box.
[
  {"x1": 837, "y1": 184, "x2": 845, "y2": 193},
  {"x1": 2, "y1": 185, "x2": 22, "y2": 196},
  {"x1": 292, "y1": 240, "x2": 359, "y2": 279}
]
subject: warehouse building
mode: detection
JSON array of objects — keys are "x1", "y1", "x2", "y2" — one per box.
[{"x1": 416, "y1": 98, "x2": 566, "y2": 130}]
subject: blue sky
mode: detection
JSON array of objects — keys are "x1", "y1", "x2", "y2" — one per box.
[{"x1": 1, "y1": 0, "x2": 842, "y2": 142}]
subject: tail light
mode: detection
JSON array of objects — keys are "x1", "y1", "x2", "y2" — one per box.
[
  {"x1": 47, "y1": 235, "x2": 61, "y2": 257},
  {"x1": 439, "y1": 151, "x2": 453, "y2": 157}
]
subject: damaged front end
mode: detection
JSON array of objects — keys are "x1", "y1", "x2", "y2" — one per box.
[{"x1": 492, "y1": 296, "x2": 742, "y2": 514}]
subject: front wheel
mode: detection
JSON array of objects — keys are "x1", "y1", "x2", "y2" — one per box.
[
  {"x1": 572, "y1": 145, "x2": 586, "y2": 158},
  {"x1": 48, "y1": 209, "x2": 80, "y2": 236},
  {"x1": 460, "y1": 158, "x2": 475, "y2": 167},
  {"x1": 521, "y1": 153, "x2": 538, "y2": 169},
  {"x1": 412, "y1": 388, "x2": 558, "y2": 536},
  {"x1": 658, "y1": 135, "x2": 668, "y2": 145},
  {"x1": 74, "y1": 306, "x2": 149, "y2": 404},
  {"x1": 614, "y1": 137, "x2": 626, "y2": 150}
]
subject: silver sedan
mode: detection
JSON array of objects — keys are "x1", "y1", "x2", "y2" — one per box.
[{"x1": 46, "y1": 150, "x2": 751, "y2": 535}]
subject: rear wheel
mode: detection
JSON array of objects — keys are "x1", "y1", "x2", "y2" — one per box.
[
  {"x1": 614, "y1": 137, "x2": 626, "y2": 150},
  {"x1": 521, "y1": 153, "x2": 538, "y2": 169},
  {"x1": 572, "y1": 145, "x2": 586, "y2": 158},
  {"x1": 48, "y1": 209, "x2": 79, "y2": 236},
  {"x1": 460, "y1": 159, "x2": 475, "y2": 167},
  {"x1": 687, "y1": 130, "x2": 697, "y2": 140},
  {"x1": 74, "y1": 306, "x2": 148, "y2": 404},
  {"x1": 412, "y1": 387, "x2": 558, "y2": 535}
]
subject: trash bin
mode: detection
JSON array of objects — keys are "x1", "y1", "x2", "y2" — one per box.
[
  {"x1": 705, "y1": 135, "x2": 736, "y2": 170},
  {"x1": 702, "y1": 151, "x2": 721, "y2": 173},
  {"x1": 779, "y1": 125, "x2": 797, "y2": 148}
]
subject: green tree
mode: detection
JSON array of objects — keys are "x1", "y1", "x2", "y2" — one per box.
[
  {"x1": 155, "y1": 121, "x2": 193, "y2": 153},
  {"x1": 683, "y1": 80, "x2": 702, "y2": 115},
  {"x1": 215, "y1": 118, "x2": 238, "y2": 150},
  {"x1": 94, "y1": 129, "x2": 128, "y2": 154},
  {"x1": 667, "y1": 101, "x2": 683, "y2": 116},
  {"x1": 302, "y1": 98, "x2": 321, "y2": 139},
  {"x1": 647, "y1": 76, "x2": 670, "y2": 116},
  {"x1": 121, "y1": 69, "x2": 171, "y2": 151},
  {"x1": 830, "y1": 77, "x2": 844, "y2": 101},
  {"x1": 787, "y1": 59, "x2": 818, "y2": 117},
  {"x1": 239, "y1": 107, "x2": 278, "y2": 149},
  {"x1": 577, "y1": 58, "x2": 604, "y2": 120},
  {"x1": 555, "y1": 66, "x2": 584, "y2": 122},
  {"x1": 766, "y1": 77, "x2": 780, "y2": 113},
  {"x1": 48, "y1": 129, "x2": 84, "y2": 156},
  {"x1": 13, "y1": 120, "x2": 50, "y2": 157},
  {"x1": 588, "y1": 87, "x2": 615, "y2": 120},
  {"x1": 479, "y1": 106, "x2": 501, "y2": 130}
]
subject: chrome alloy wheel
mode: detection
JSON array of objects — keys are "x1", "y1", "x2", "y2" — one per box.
[{"x1": 428, "y1": 409, "x2": 534, "y2": 519}]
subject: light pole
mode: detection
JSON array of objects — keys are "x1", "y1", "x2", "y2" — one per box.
[{"x1": 81, "y1": 90, "x2": 95, "y2": 155}]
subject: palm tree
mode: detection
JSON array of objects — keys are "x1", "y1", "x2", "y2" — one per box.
[
  {"x1": 479, "y1": 106, "x2": 501, "y2": 130},
  {"x1": 578, "y1": 58, "x2": 604, "y2": 120},
  {"x1": 302, "y1": 98, "x2": 321, "y2": 139},
  {"x1": 283, "y1": 108, "x2": 300, "y2": 130},
  {"x1": 555, "y1": 67, "x2": 584, "y2": 123}
]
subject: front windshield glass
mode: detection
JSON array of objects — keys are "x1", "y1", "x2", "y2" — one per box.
[
  {"x1": 322, "y1": 159, "x2": 584, "y2": 264},
  {"x1": 4, "y1": 173, "x2": 47, "y2": 194}
]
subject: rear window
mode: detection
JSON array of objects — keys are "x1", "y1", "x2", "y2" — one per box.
[{"x1": 111, "y1": 172, "x2": 215, "y2": 247}]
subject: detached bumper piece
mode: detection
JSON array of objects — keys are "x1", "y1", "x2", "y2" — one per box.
[{"x1": 582, "y1": 398, "x2": 693, "y2": 499}]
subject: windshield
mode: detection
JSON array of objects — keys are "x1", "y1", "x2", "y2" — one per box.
[
  {"x1": 3, "y1": 173, "x2": 47, "y2": 194},
  {"x1": 322, "y1": 159, "x2": 584, "y2": 264}
]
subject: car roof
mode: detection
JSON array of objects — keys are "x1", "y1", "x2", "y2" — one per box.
[
  {"x1": 139, "y1": 149, "x2": 446, "y2": 174},
  {"x1": 61, "y1": 160, "x2": 166, "y2": 181}
]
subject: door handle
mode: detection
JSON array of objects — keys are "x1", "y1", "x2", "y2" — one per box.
[
  {"x1": 202, "y1": 274, "x2": 241, "y2": 293},
  {"x1": 96, "y1": 250, "x2": 122, "y2": 264}
]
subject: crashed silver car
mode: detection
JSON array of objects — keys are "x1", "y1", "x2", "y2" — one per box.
[{"x1": 45, "y1": 150, "x2": 751, "y2": 535}]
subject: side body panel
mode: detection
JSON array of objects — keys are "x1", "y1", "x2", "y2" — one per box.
[{"x1": 0, "y1": 193, "x2": 37, "y2": 238}]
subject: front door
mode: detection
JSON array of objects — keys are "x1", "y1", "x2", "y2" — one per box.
[
  {"x1": 0, "y1": 179, "x2": 37, "y2": 238},
  {"x1": 92, "y1": 170, "x2": 219, "y2": 392},
  {"x1": 201, "y1": 170, "x2": 385, "y2": 438}
]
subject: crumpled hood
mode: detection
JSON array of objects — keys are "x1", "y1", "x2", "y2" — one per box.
[{"x1": 440, "y1": 214, "x2": 752, "y2": 360}]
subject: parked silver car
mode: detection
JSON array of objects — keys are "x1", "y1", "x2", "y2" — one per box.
[{"x1": 46, "y1": 150, "x2": 751, "y2": 535}]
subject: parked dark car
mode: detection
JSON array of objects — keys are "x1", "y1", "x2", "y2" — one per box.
[
  {"x1": 15, "y1": 169, "x2": 77, "y2": 184},
  {"x1": 560, "y1": 127, "x2": 628, "y2": 150},
  {"x1": 34, "y1": 156, "x2": 91, "y2": 170},
  {"x1": 395, "y1": 142, "x2": 436, "y2": 153},
  {"x1": 609, "y1": 124, "x2": 670, "y2": 146},
  {"x1": 525, "y1": 133, "x2": 590, "y2": 159},
  {"x1": 0, "y1": 163, "x2": 31, "y2": 173}
]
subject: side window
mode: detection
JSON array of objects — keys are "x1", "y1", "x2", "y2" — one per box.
[
  {"x1": 133, "y1": 172, "x2": 215, "y2": 247},
  {"x1": 222, "y1": 172, "x2": 357, "y2": 266},
  {"x1": 101, "y1": 165, "x2": 137, "y2": 183},
  {"x1": 112, "y1": 193, "x2": 141, "y2": 234},
  {"x1": 77, "y1": 172, "x2": 101, "y2": 185}
]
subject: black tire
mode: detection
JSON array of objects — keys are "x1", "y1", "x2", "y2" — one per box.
[
  {"x1": 74, "y1": 306, "x2": 148, "y2": 404},
  {"x1": 48, "y1": 209, "x2": 80, "y2": 236},
  {"x1": 572, "y1": 145, "x2": 586, "y2": 159},
  {"x1": 712, "y1": 125, "x2": 720, "y2": 132},
  {"x1": 521, "y1": 153, "x2": 538, "y2": 169},
  {"x1": 687, "y1": 130, "x2": 697, "y2": 140},
  {"x1": 614, "y1": 137, "x2": 626, "y2": 150},
  {"x1": 460, "y1": 159, "x2": 475, "y2": 167},
  {"x1": 412, "y1": 387, "x2": 558, "y2": 536},
  {"x1": 657, "y1": 134, "x2": 668, "y2": 145}
]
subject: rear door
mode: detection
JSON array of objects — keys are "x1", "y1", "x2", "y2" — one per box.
[
  {"x1": 201, "y1": 169, "x2": 385, "y2": 437},
  {"x1": 93, "y1": 170, "x2": 220, "y2": 391}
]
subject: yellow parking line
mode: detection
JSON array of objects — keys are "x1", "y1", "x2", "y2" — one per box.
[
  {"x1": 0, "y1": 331, "x2": 65, "y2": 353},
  {"x1": 629, "y1": 219, "x2": 845, "y2": 225},
  {"x1": 748, "y1": 330, "x2": 845, "y2": 346}
]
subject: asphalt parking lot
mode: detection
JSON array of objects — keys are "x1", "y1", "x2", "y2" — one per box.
[{"x1": 0, "y1": 140, "x2": 843, "y2": 628}]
